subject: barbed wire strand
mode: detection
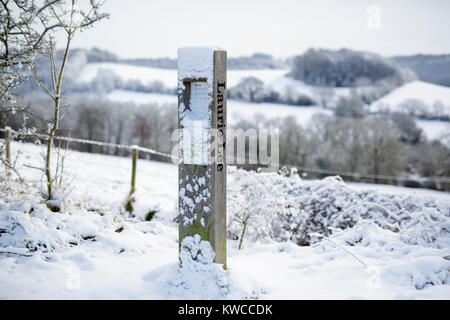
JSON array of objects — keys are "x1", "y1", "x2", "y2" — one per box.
[
  {"x1": 0, "y1": 127, "x2": 174, "y2": 159},
  {"x1": 2, "y1": 127, "x2": 450, "y2": 184}
]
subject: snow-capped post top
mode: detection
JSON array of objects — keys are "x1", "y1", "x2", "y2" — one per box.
[
  {"x1": 177, "y1": 47, "x2": 227, "y2": 268},
  {"x1": 177, "y1": 47, "x2": 218, "y2": 84}
]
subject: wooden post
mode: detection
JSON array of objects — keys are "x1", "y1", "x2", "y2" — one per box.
[
  {"x1": 178, "y1": 47, "x2": 227, "y2": 268},
  {"x1": 5, "y1": 127, "x2": 11, "y2": 167},
  {"x1": 130, "y1": 146, "x2": 138, "y2": 195}
]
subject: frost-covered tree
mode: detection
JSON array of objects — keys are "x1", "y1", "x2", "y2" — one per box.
[
  {"x1": 277, "y1": 116, "x2": 319, "y2": 168},
  {"x1": 431, "y1": 100, "x2": 449, "y2": 120},
  {"x1": 315, "y1": 86, "x2": 335, "y2": 108},
  {"x1": 228, "y1": 171, "x2": 299, "y2": 249},
  {"x1": 0, "y1": 0, "x2": 62, "y2": 103},
  {"x1": 24, "y1": 0, "x2": 108, "y2": 202},
  {"x1": 231, "y1": 76, "x2": 265, "y2": 102},
  {"x1": 290, "y1": 48, "x2": 414, "y2": 88},
  {"x1": 398, "y1": 99, "x2": 429, "y2": 118},
  {"x1": 327, "y1": 118, "x2": 367, "y2": 174},
  {"x1": 364, "y1": 117, "x2": 406, "y2": 181},
  {"x1": 74, "y1": 99, "x2": 107, "y2": 152},
  {"x1": 133, "y1": 106, "x2": 159, "y2": 149},
  {"x1": 334, "y1": 96, "x2": 367, "y2": 118},
  {"x1": 87, "y1": 68, "x2": 121, "y2": 93},
  {"x1": 409, "y1": 140, "x2": 450, "y2": 189},
  {"x1": 389, "y1": 112, "x2": 422, "y2": 144}
]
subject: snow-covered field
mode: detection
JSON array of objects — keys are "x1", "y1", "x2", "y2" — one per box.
[
  {"x1": 0, "y1": 142, "x2": 449, "y2": 299},
  {"x1": 78, "y1": 62, "x2": 352, "y2": 99},
  {"x1": 371, "y1": 80, "x2": 450, "y2": 117},
  {"x1": 78, "y1": 62, "x2": 289, "y2": 89},
  {"x1": 414, "y1": 119, "x2": 450, "y2": 141}
]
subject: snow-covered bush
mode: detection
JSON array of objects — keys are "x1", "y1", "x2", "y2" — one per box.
[
  {"x1": 228, "y1": 168, "x2": 450, "y2": 248},
  {"x1": 228, "y1": 167, "x2": 299, "y2": 248},
  {"x1": 0, "y1": 187, "x2": 153, "y2": 255}
]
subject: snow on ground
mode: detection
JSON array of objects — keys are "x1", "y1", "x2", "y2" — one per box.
[
  {"x1": 265, "y1": 75, "x2": 351, "y2": 102},
  {"x1": 371, "y1": 80, "x2": 450, "y2": 117},
  {"x1": 78, "y1": 63, "x2": 176, "y2": 88},
  {"x1": 77, "y1": 62, "x2": 288, "y2": 89},
  {"x1": 0, "y1": 142, "x2": 449, "y2": 299},
  {"x1": 77, "y1": 62, "x2": 353, "y2": 101},
  {"x1": 223, "y1": 69, "x2": 289, "y2": 88},
  {"x1": 107, "y1": 91, "x2": 177, "y2": 105},
  {"x1": 415, "y1": 119, "x2": 450, "y2": 141}
]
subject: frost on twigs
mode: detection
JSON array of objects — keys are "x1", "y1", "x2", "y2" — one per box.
[{"x1": 228, "y1": 169, "x2": 450, "y2": 249}]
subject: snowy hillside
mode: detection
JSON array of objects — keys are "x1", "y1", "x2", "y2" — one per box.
[
  {"x1": 371, "y1": 81, "x2": 450, "y2": 118},
  {"x1": 77, "y1": 62, "x2": 289, "y2": 89},
  {"x1": 1, "y1": 142, "x2": 449, "y2": 299},
  {"x1": 103, "y1": 90, "x2": 449, "y2": 142},
  {"x1": 77, "y1": 62, "x2": 353, "y2": 101}
]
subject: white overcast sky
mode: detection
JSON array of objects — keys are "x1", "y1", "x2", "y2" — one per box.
[{"x1": 64, "y1": 0, "x2": 450, "y2": 58}]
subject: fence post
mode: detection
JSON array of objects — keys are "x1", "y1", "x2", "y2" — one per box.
[
  {"x1": 130, "y1": 146, "x2": 138, "y2": 195},
  {"x1": 178, "y1": 47, "x2": 227, "y2": 268},
  {"x1": 5, "y1": 127, "x2": 11, "y2": 167}
]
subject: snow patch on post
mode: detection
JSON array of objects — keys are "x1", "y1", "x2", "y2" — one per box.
[{"x1": 177, "y1": 47, "x2": 220, "y2": 87}]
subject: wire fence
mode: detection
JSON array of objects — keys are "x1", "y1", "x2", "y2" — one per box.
[
  {"x1": 0, "y1": 127, "x2": 175, "y2": 160},
  {"x1": 1, "y1": 126, "x2": 450, "y2": 186}
]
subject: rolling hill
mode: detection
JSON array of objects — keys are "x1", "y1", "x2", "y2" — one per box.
[{"x1": 370, "y1": 80, "x2": 450, "y2": 119}]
